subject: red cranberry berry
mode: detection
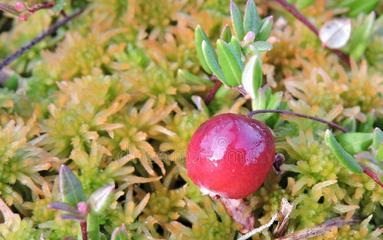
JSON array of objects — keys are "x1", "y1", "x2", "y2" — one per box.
[{"x1": 186, "y1": 113, "x2": 275, "y2": 199}]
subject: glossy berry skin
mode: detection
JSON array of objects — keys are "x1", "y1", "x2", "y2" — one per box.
[{"x1": 186, "y1": 113, "x2": 275, "y2": 199}]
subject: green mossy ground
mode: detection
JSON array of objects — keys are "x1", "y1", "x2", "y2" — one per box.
[{"x1": 0, "y1": 0, "x2": 382, "y2": 239}]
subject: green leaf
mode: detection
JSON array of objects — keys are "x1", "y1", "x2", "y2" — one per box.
[
  {"x1": 195, "y1": 26, "x2": 213, "y2": 74},
  {"x1": 296, "y1": 0, "x2": 314, "y2": 9},
  {"x1": 349, "y1": 1, "x2": 378, "y2": 17},
  {"x1": 338, "y1": 133, "x2": 373, "y2": 155},
  {"x1": 252, "y1": 41, "x2": 272, "y2": 51},
  {"x1": 216, "y1": 39, "x2": 243, "y2": 86},
  {"x1": 59, "y1": 165, "x2": 86, "y2": 207},
  {"x1": 228, "y1": 37, "x2": 243, "y2": 65},
  {"x1": 324, "y1": 130, "x2": 363, "y2": 174},
  {"x1": 177, "y1": 69, "x2": 212, "y2": 85},
  {"x1": 252, "y1": 87, "x2": 268, "y2": 110},
  {"x1": 202, "y1": 41, "x2": 227, "y2": 84},
  {"x1": 349, "y1": 12, "x2": 375, "y2": 60},
  {"x1": 267, "y1": 92, "x2": 283, "y2": 110},
  {"x1": 4, "y1": 75, "x2": 18, "y2": 90},
  {"x1": 251, "y1": 87, "x2": 277, "y2": 121},
  {"x1": 242, "y1": 55, "x2": 262, "y2": 99},
  {"x1": 87, "y1": 213, "x2": 101, "y2": 240},
  {"x1": 373, "y1": 128, "x2": 383, "y2": 149},
  {"x1": 358, "y1": 113, "x2": 375, "y2": 132},
  {"x1": 220, "y1": 24, "x2": 232, "y2": 42},
  {"x1": 373, "y1": 128, "x2": 383, "y2": 162},
  {"x1": 243, "y1": 0, "x2": 261, "y2": 34},
  {"x1": 89, "y1": 184, "x2": 114, "y2": 214},
  {"x1": 111, "y1": 225, "x2": 129, "y2": 240},
  {"x1": 257, "y1": 16, "x2": 273, "y2": 41},
  {"x1": 230, "y1": 0, "x2": 245, "y2": 40},
  {"x1": 340, "y1": 0, "x2": 380, "y2": 17}
]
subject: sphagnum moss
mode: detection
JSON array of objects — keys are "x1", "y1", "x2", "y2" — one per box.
[{"x1": 0, "y1": 0, "x2": 382, "y2": 239}]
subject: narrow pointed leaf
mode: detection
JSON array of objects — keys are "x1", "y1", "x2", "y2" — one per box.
[
  {"x1": 252, "y1": 87, "x2": 268, "y2": 110},
  {"x1": 59, "y1": 165, "x2": 86, "y2": 206},
  {"x1": 373, "y1": 128, "x2": 383, "y2": 149},
  {"x1": 257, "y1": 16, "x2": 273, "y2": 41},
  {"x1": 202, "y1": 40, "x2": 227, "y2": 84},
  {"x1": 220, "y1": 24, "x2": 232, "y2": 42},
  {"x1": 89, "y1": 184, "x2": 115, "y2": 214},
  {"x1": 359, "y1": 113, "x2": 375, "y2": 132},
  {"x1": 349, "y1": 12, "x2": 375, "y2": 60},
  {"x1": 195, "y1": 26, "x2": 213, "y2": 74},
  {"x1": 228, "y1": 36, "x2": 243, "y2": 67},
  {"x1": 324, "y1": 130, "x2": 363, "y2": 174},
  {"x1": 230, "y1": 0, "x2": 245, "y2": 39},
  {"x1": 217, "y1": 39, "x2": 242, "y2": 86},
  {"x1": 373, "y1": 128, "x2": 383, "y2": 162},
  {"x1": 244, "y1": 0, "x2": 261, "y2": 34},
  {"x1": 87, "y1": 213, "x2": 101, "y2": 240},
  {"x1": 177, "y1": 69, "x2": 212, "y2": 85},
  {"x1": 242, "y1": 55, "x2": 262, "y2": 99},
  {"x1": 338, "y1": 133, "x2": 373, "y2": 155},
  {"x1": 377, "y1": 146, "x2": 383, "y2": 162},
  {"x1": 267, "y1": 92, "x2": 283, "y2": 110}
]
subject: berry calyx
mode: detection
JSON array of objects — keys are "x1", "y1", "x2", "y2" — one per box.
[{"x1": 186, "y1": 113, "x2": 275, "y2": 199}]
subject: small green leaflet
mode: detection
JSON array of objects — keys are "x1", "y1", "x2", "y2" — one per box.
[
  {"x1": 243, "y1": 0, "x2": 261, "y2": 35},
  {"x1": 59, "y1": 165, "x2": 86, "y2": 206},
  {"x1": 230, "y1": 0, "x2": 245, "y2": 40},
  {"x1": 324, "y1": 130, "x2": 363, "y2": 174}
]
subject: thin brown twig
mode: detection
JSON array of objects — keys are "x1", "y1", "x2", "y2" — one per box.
[
  {"x1": 248, "y1": 109, "x2": 348, "y2": 132},
  {"x1": 274, "y1": 0, "x2": 351, "y2": 66},
  {"x1": 0, "y1": 8, "x2": 85, "y2": 71},
  {"x1": 276, "y1": 217, "x2": 359, "y2": 240}
]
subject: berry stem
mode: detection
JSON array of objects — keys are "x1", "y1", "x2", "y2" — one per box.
[
  {"x1": 248, "y1": 109, "x2": 347, "y2": 132},
  {"x1": 205, "y1": 76, "x2": 222, "y2": 104},
  {"x1": 80, "y1": 221, "x2": 88, "y2": 240},
  {"x1": 0, "y1": 8, "x2": 85, "y2": 71},
  {"x1": 274, "y1": 0, "x2": 350, "y2": 66}
]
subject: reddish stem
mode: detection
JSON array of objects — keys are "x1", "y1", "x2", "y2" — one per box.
[
  {"x1": 27, "y1": 1, "x2": 55, "y2": 13},
  {"x1": 205, "y1": 76, "x2": 222, "y2": 104},
  {"x1": 363, "y1": 166, "x2": 383, "y2": 189},
  {"x1": 274, "y1": 0, "x2": 350, "y2": 66},
  {"x1": 80, "y1": 221, "x2": 88, "y2": 240},
  {"x1": 219, "y1": 197, "x2": 255, "y2": 233},
  {"x1": 248, "y1": 109, "x2": 347, "y2": 132}
]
